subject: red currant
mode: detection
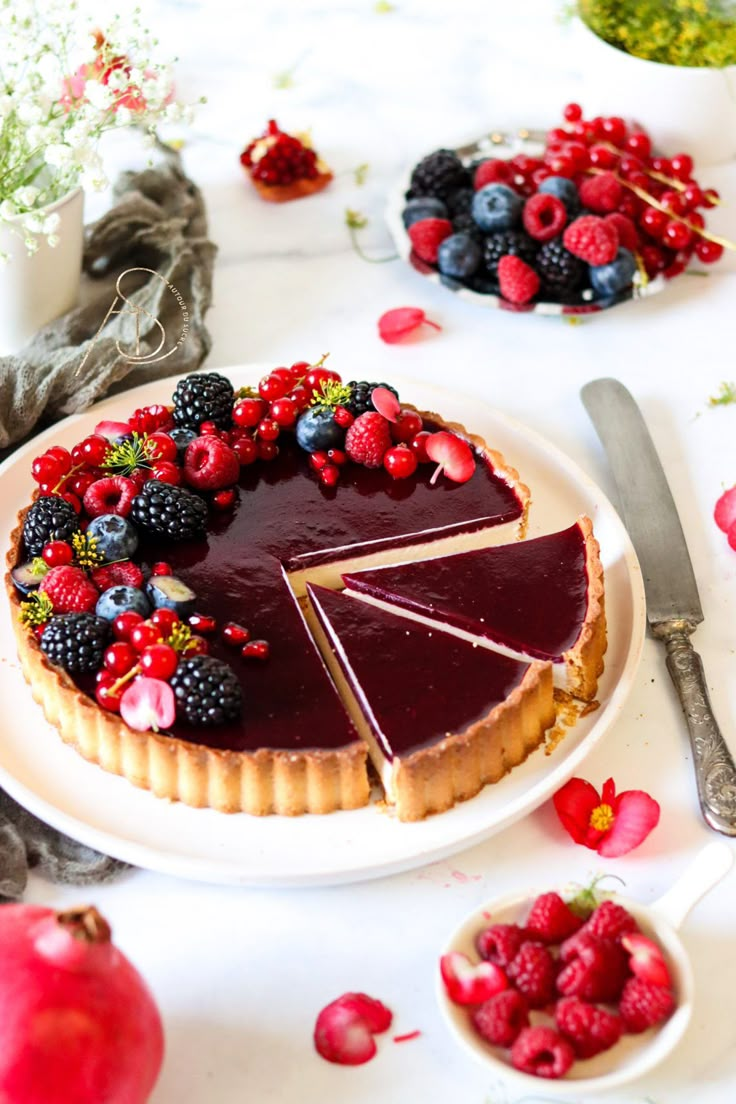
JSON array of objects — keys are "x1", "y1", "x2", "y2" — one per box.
[
  {"x1": 288, "y1": 386, "x2": 311, "y2": 412},
  {"x1": 319, "y1": 464, "x2": 340, "y2": 487},
  {"x1": 618, "y1": 193, "x2": 641, "y2": 219},
  {"x1": 589, "y1": 144, "x2": 618, "y2": 169},
  {"x1": 618, "y1": 154, "x2": 643, "y2": 178},
  {"x1": 42, "y1": 541, "x2": 73, "y2": 567},
  {"x1": 130, "y1": 622, "x2": 162, "y2": 652},
  {"x1": 695, "y1": 238, "x2": 724, "y2": 263},
  {"x1": 31, "y1": 454, "x2": 62, "y2": 485},
  {"x1": 682, "y1": 183, "x2": 704, "y2": 208},
  {"x1": 688, "y1": 211, "x2": 705, "y2": 230},
  {"x1": 702, "y1": 188, "x2": 720, "y2": 208},
  {"x1": 304, "y1": 367, "x2": 341, "y2": 395},
  {"x1": 96, "y1": 675, "x2": 124, "y2": 713},
  {"x1": 151, "y1": 562, "x2": 172, "y2": 577},
  {"x1": 384, "y1": 445, "x2": 418, "y2": 480},
  {"x1": 223, "y1": 622, "x2": 250, "y2": 646},
  {"x1": 188, "y1": 613, "x2": 216, "y2": 634},
  {"x1": 46, "y1": 445, "x2": 72, "y2": 473},
  {"x1": 310, "y1": 451, "x2": 329, "y2": 471},
  {"x1": 242, "y1": 639, "x2": 270, "y2": 660},
  {"x1": 649, "y1": 156, "x2": 671, "y2": 175},
  {"x1": 670, "y1": 153, "x2": 693, "y2": 180},
  {"x1": 531, "y1": 166, "x2": 552, "y2": 188},
  {"x1": 199, "y1": 420, "x2": 221, "y2": 437},
  {"x1": 640, "y1": 207, "x2": 669, "y2": 239},
  {"x1": 233, "y1": 397, "x2": 266, "y2": 428},
  {"x1": 60, "y1": 492, "x2": 81, "y2": 513},
  {"x1": 663, "y1": 220, "x2": 692, "y2": 250},
  {"x1": 333, "y1": 406, "x2": 354, "y2": 428},
  {"x1": 113, "y1": 610, "x2": 145, "y2": 642},
  {"x1": 140, "y1": 643, "x2": 178, "y2": 680},
  {"x1": 257, "y1": 419, "x2": 280, "y2": 442},
  {"x1": 269, "y1": 397, "x2": 297, "y2": 427},
  {"x1": 601, "y1": 116, "x2": 626, "y2": 145},
  {"x1": 270, "y1": 367, "x2": 296, "y2": 387},
  {"x1": 546, "y1": 127, "x2": 567, "y2": 145},
  {"x1": 104, "y1": 642, "x2": 138, "y2": 677},
  {"x1": 409, "y1": 431, "x2": 432, "y2": 464},
  {"x1": 391, "y1": 410, "x2": 423, "y2": 443},
  {"x1": 257, "y1": 441, "x2": 279, "y2": 461},
  {"x1": 660, "y1": 190, "x2": 688, "y2": 216},
  {"x1": 150, "y1": 608, "x2": 180, "y2": 635},
  {"x1": 563, "y1": 102, "x2": 582, "y2": 122},
  {"x1": 624, "y1": 132, "x2": 651, "y2": 158},
  {"x1": 544, "y1": 152, "x2": 573, "y2": 177},
  {"x1": 69, "y1": 471, "x2": 98, "y2": 498},
  {"x1": 258, "y1": 374, "x2": 289, "y2": 402},
  {"x1": 233, "y1": 437, "x2": 258, "y2": 465},
  {"x1": 77, "y1": 435, "x2": 108, "y2": 467},
  {"x1": 147, "y1": 432, "x2": 178, "y2": 463},
  {"x1": 213, "y1": 488, "x2": 236, "y2": 510},
  {"x1": 640, "y1": 243, "x2": 667, "y2": 277},
  {"x1": 289, "y1": 361, "x2": 310, "y2": 382},
  {"x1": 151, "y1": 461, "x2": 182, "y2": 485}
]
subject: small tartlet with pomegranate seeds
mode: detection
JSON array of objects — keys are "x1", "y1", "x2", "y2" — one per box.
[{"x1": 240, "y1": 119, "x2": 333, "y2": 202}]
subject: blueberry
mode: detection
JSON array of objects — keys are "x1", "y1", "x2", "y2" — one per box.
[
  {"x1": 471, "y1": 184, "x2": 522, "y2": 233},
  {"x1": 295, "y1": 408, "x2": 345, "y2": 454},
  {"x1": 538, "y1": 176, "x2": 580, "y2": 216},
  {"x1": 86, "y1": 514, "x2": 139, "y2": 562},
  {"x1": 11, "y1": 561, "x2": 42, "y2": 595},
  {"x1": 589, "y1": 248, "x2": 637, "y2": 296},
  {"x1": 437, "y1": 233, "x2": 482, "y2": 279},
  {"x1": 96, "y1": 585, "x2": 151, "y2": 622},
  {"x1": 168, "y1": 427, "x2": 197, "y2": 459},
  {"x1": 146, "y1": 575, "x2": 197, "y2": 618},
  {"x1": 402, "y1": 197, "x2": 448, "y2": 229}
]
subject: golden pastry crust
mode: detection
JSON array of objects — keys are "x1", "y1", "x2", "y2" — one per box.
[{"x1": 564, "y1": 515, "x2": 607, "y2": 702}]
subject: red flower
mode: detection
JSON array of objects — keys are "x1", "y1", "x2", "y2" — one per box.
[{"x1": 552, "y1": 777, "x2": 660, "y2": 858}]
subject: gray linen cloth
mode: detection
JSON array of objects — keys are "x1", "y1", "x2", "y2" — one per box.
[{"x1": 0, "y1": 149, "x2": 217, "y2": 896}]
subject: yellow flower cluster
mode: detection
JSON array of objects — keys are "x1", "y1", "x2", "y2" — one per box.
[{"x1": 577, "y1": 0, "x2": 736, "y2": 66}]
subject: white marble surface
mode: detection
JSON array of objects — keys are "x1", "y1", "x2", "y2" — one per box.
[{"x1": 22, "y1": 1, "x2": 736, "y2": 1101}]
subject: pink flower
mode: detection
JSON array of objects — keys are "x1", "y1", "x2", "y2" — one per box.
[
  {"x1": 552, "y1": 777, "x2": 660, "y2": 858},
  {"x1": 378, "y1": 307, "x2": 441, "y2": 344},
  {"x1": 120, "y1": 678, "x2": 175, "y2": 732}
]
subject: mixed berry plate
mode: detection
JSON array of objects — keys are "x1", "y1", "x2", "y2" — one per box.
[
  {"x1": 385, "y1": 128, "x2": 668, "y2": 316},
  {"x1": 0, "y1": 367, "x2": 645, "y2": 887}
]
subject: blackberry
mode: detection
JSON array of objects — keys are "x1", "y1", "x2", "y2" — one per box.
[
  {"x1": 172, "y1": 372, "x2": 234, "y2": 431},
  {"x1": 482, "y1": 230, "x2": 538, "y2": 281},
  {"x1": 41, "y1": 613, "x2": 110, "y2": 674},
  {"x1": 22, "y1": 496, "x2": 80, "y2": 557},
  {"x1": 407, "y1": 150, "x2": 469, "y2": 202},
  {"x1": 536, "y1": 237, "x2": 587, "y2": 302},
  {"x1": 170, "y1": 655, "x2": 242, "y2": 726},
  {"x1": 130, "y1": 482, "x2": 207, "y2": 541},
  {"x1": 445, "y1": 186, "x2": 474, "y2": 217},
  {"x1": 344, "y1": 381, "x2": 399, "y2": 419},
  {"x1": 451, "y1": 211, "x2": 483, "y2": 241}
]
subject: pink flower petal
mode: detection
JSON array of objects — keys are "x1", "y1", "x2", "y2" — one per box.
[
  {"x1": 120, "y1": 678, "x2": 176, "y2": 732},
  {"x1": 378, "y1": 307, "x2": 441, "y2": 344},
  {"x1": 598, "y1": 790, "x2": 660, "y2": 858},
  {"x1": 370, "y1": 387, "x2": 401, "y2": 423},
  {"x1": 552, "y1": 778, "x2": 601, "y2": 846},
  {"x1": 715, "y1": 486, "x2": 736, "y2": 533}
]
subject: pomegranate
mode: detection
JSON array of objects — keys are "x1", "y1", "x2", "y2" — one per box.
[{"x1": 0, "y1": 904, "x2": 164, "y2": 1103}]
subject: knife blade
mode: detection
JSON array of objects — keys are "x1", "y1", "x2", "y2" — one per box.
[{"x1": 581, "y1": 377, "x2": 736, "y2": 837}]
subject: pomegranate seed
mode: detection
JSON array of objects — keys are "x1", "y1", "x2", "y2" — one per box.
[
  {"x1": 188, "y1": 613, "x2": 216, "y2": 634},
  {"x1": 242, "y1": 639, "x2": 269, "y2": 660},
  {"x1": 223, "y1": 622, "x2": 251, "y2": 646},
  {"x1": 334, "y1": 406, "x2": 354, "y2": 428},
  {"x1": 151, "y1": 562, "x2": 172, "y2": 577},
  {"x1": 327, "y1": 448, "x2": 347, "y2": 466},
  {"x1": 319, "y1": 464, "x2": 340, "y2": 487},
  {"x1": 310, "y1": 451, "x2": 329, "y2": 471},
  {"x1": 213, "y1": 488, "x2": 236, "y2": 510}
]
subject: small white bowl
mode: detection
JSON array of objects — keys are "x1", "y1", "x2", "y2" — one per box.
[{"x1": 437, "y1": 842, "x2": 733, "y2": 1095}]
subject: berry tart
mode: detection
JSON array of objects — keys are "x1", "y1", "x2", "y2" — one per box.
[
  {"x1": 240, "y1": 119, "x2": 333, "y2": 203},
  {"x1": 6, "y1": 365, "x2": 603, "y2": 820},
  {"x1": 393, "y1": 103, "x2": 729, "y2": 314}
]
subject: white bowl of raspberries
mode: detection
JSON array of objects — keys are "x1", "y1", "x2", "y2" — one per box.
[
  {"x1": 436, "y1": 843, "x2": 732, "y2": 1092},
  {"x1": 387, "y1": 104, "x2": 727, "y2": 315}
]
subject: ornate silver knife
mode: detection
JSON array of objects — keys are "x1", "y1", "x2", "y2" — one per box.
[{"x1": 581, "y1": 378, "x2": 736, "y2": 836}]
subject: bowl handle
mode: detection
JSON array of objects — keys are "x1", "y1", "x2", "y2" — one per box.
[{"x1": 649, "y1": 842, "x2": 733, "y2": 931}]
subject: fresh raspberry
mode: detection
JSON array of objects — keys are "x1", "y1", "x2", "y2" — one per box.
[
  {"x1": 507, "y1": 941, "x2": 557, "y2": 1008},
  {"x1": 557, "y1": 931, "x2": 628, "y2": 1003},
  {"x1": 510, "y1": 1025, "x2": 575, "y2": 1079},
  {"x1": 345, "y1": 412, "x2": 392, "y2": 469},
  {"x1": 619, "y1": 977, "x2": 675, "y2": 1033},
  {"x1": 473, "y1": 989, "x2": 529, "y2": 1047},
  {"x1": 555, "y1": 996, "x2": 623, "y2": 1058},
  {"x1": 407, "y1": 217, "x2": 453, "y2": 263},
  {"x1": 39, "y1": 565, "x2": 99, "y2": 615},
  {"x1": 82, "y1": 476, "x2": 138, "y2": 519},
  {"x1": 91, "y1": 561, "x2": 145, "y2": 592},
  {"x1": 474, "y1": 159, "x2": 514, "y2": 190},
  {"x1": 476, "y1": 923, "x2": 526, "y2": 967},
  {"x1": 522, "y1": 193, "x2": 567, "y2": 242},
  {"x1": 184, "y1": 436, "x2": 240, "y2": 491},
  {"x1": 525, "y1": 892, "x2": 584, "y2": 944},
  {"x1": 498, "y1": 255, "x2": 540, "y2": 305},
  {"x1": 584, "y1": 899, "x2": 638, "y2": 941},
  {"x1": 579, "y1": 172, "x2": 623, "y2": 213},
  {"x1": 563, "y1": 215, "x2": 619, "y2": 264},
  {"x1": 128, "y1": 404, "x2": 174, "y2": 435},
  {"x1": 604, "y1": 212, "x2": 639, "y2": 252}
]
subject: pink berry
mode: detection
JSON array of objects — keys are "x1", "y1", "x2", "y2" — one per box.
[
  {"x1": 425, "y1": 431, "x2": 475, "y2": 484},
  {"x1": 714, "y1": 486, "x2": 736, "y2": 533}
]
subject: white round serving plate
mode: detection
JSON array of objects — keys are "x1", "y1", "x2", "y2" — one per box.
[{"x1": 0, "y1": 367, "x2": 646, "y2": 887}]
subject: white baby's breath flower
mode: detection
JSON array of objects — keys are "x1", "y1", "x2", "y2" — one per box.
[
  {"x1": 0, "y1": 199, "x2": 16, "y2": 219},
  {"x1": 115, "y1": 106, "x2": 132, "y2": 126},
  {"x1": 47, "y1": 234, "x2": 60, "y2": 248},
  {"x1": 43, "y1": 211, "x2": 61, "y2": 233},
  {"x1": 84, "y1": 80, "x2": 113, "y2": 111},
  {"x1": 24, "y1": 237, "x2": 39, "y2": 255},
  {"x1": 44, "y1": 143, "x2": 73, "y2": 168},
  {"x1": 14, "y1": 185, "x2": 39, "y2": 208},
  {"x1": 22, "y1": 212, "x2": 45, "y2": 233}
]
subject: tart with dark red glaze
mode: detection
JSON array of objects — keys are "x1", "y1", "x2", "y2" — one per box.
[{"x1": 6, "y1": 366, "x2": 535, "y2": 818}]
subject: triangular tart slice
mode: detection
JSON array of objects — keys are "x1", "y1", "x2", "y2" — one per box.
[
  {"x1": 306, "y1": 584, "x2": 555, "y2": 821},
  {"x1": 342, "y1": 517, "x2": 606, "y2": 701}
]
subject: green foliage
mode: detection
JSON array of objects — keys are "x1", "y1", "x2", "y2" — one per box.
[{"x1": 576, "y1": 0, "x2": 736, "y2": 67}]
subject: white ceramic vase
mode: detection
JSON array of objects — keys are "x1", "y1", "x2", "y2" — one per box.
[
  {"x1": 0, "y1": 187, "x2": 84, "y2": 357},
  {"x1": 574, "y1": 17, "x2": 736, "y2": 166}
]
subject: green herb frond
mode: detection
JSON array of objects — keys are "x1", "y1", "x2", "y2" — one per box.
[
  {"x1": 102, "y1": 432, "x2": 154, "y2": 477},
  {"x1": 708, "y1": 381, "x2": 736, "y2": 407},
  {"x1": 311, "y1": 379, "x2": 353, "y2": 411},
  {"x1": 72, "y1": 531, "x2": 104, "y2": 568},
  {"x1": 20, "y1": 591, "x2": 54, "y2": 627}
]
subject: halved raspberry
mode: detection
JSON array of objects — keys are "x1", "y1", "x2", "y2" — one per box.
[
  {"x1": 555, "y1": 995, "x2": 623, "y2": 1058},
  {"x1": 83, "y1": 476, "x2": 138, "y2": 519},
  {"x1": 584, "y1": 899, "x2": 638, "y2": 941},
  {"x1": 183, "y1": 436, "x2": 240, "y2": 491},
  {"x1": 557, "y1": 931, "x2": 628, "y2": 1003},
  {"x1": 313, "y1": 992, "x2": 392, "y2": 1065},
  {"x1": 510, "y1": 1025, "x2": 575, "y2": 1079},
  {"x1": 39, "y1": 565, "x2": 99, "y2": 615},
  {"x1": 507, "y1": 942, "x2": 557, "y2": 1008},
  {"x1": 408, "y1": 217, "x2": 453, "y2": 263},
  {"x1": 473, "y1": 989, "x2": 529, "y2": 1047},
  {"x1": 525, "y1": 892, "x2": 584, "y2": 944},
  {"x1": 522, "y1": 193, "x2": 567, "y2": 242},
  {"x1": 440, "y1": 951, "x2": 508, "y2": 1006},
  {"x1": 345, "y1": 412, "x2": 392, "y2": 469},
  {"x1": 579, "y1": 171, "x2": 623, "y2": 214},
  {"x1": 476, "y1": 923, "x2": 525, "y2": 967},
  {"x1": 91, "y1": 561, "x2": 145, "y2": 592},
  {"x1": 619, "y1": 977, "x2": 675, "y2": 1033},
  {"x1": 563, "y1": 215, "x2": 619, "y2": 265},
  {"x1": 621, "y1": 932, "x2": 672, "y2": 988},
  {"x1": 498, "y1": 255, "x2": 541, "y2": 305}
]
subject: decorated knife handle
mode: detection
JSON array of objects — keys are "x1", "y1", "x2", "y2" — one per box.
[{"x1": 654, "y1": 623, "x2": 736, "y2": 836}]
